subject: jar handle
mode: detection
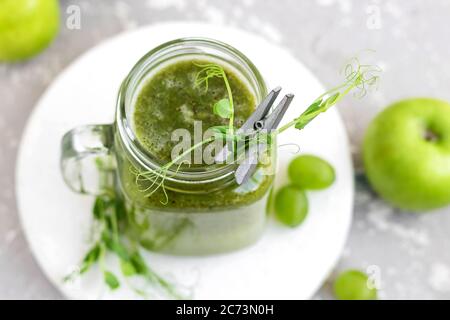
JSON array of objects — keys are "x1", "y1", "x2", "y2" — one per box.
[{"x1": 60, "y1": 124, "x2": 115, "y2": 195}]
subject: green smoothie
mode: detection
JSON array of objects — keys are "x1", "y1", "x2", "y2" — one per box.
[
  {"x1": 118, "y1": 59, "x2": 273, "y2": 211},
  {"x1": 115, "y1": 57, "x2": 272, "y2": 254}
]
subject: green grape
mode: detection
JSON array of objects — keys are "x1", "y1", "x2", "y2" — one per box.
[
  {"x1": 274, "y1": 185, "x2": 308, "y2": 227},
  {"x1": 333, "y1": 270, "x2": 378, "y2": 300},
  {"x1": 288, "y1": 155, "x2": 335, "y2": 190}
]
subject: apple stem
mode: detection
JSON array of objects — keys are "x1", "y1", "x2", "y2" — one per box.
[{"x1": 424, "y1": 128, "x2": 440, "y2": 142}]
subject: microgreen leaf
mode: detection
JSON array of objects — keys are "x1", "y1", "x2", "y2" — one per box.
[
  {"x1": 104, "y1": 271, "x2": 120, "y2": 290},
  {"x1": 213, "y1": 98, "x2": 232, "y2": 119},
  {"x1": 210, "y1": 125, "x2": 229, "y2": 140},
  {"x1": 79, "y1": 244, "x2": 101, "y2": 274},
  {"x1": 323, "y1": 93, "x2": 340, "y2": 108},
  {"x1": 105, "y1": 239, "x2": 129, "y2": 261},
  {"x1": 130, "y1": 252, "x2": 149, "y2": 275},
  {"x1": 129, "y1": 251, "x2": 183, "y2": 299},
  {"x1": 93, "y1": 195, "x2": 116, "y2": 220},
  {"x1": 93, "y1": 197, "x2": 106, "y2": 220},
  {"x1": 304, "y1": 99, "x2": 323, "y2": 114},
  {"x1": 120, "y1": 259, "x2": 137, "y2": 277},
  {"x1": 114, "y1": 198, "x2": 127, "y2": 220},
  {"x1": 210, "y1": 125, "x2": 228, "y2": 134}
]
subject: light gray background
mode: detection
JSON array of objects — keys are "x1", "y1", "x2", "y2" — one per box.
[{"x1": 1, "y1": 0, "x2": 450, "y2": 299}]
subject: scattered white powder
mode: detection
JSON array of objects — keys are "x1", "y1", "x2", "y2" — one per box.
[
  {"x1": 8, "y1": 54, "x2": 63, "y2": 87},
  {"x1": 355, "y1": 190, "x2": 372, "y2": 206},
  {"x1": 339, "y1": 16, "x2": 353, "y2": 28},
  {"x1": 355, "y1": 220, "x2": 365, "y2": 230},
  {"x1": 247, "y1": 16, "x2": 283, "y2": 43},
  {"x1": 393, "y1": 282, "x2": 409, "y2": 299},
  {"x1": 386, "y1": 267, "x2": 397, "y2": 276},
  {"x1": 316, "y1": 0, "x2": 335, "y2": 6},
  {"x1": 194, "y1": 0, "x2": 207, "y2": 9},
  {"x1": 428, "y1": 263, "x2": 450, "y2": 292},
  {"x1": 231, "y1": 6, "x2": 244, "y2": 19},
  {"x1": 203, "y1": 5, "x2": 226, "y2": 25},
  {"x1": 259, "y1": 23, "x2": 283, "y2": 44},
  {"x1": 79, "y1": 0, "x2": 92, "y2": 11},
  {"x1": 338, "y1": 0, "x2": 352, "y2": 13},
  {"x1": 385, "y1": 2, "x2": 403, "y2": 19},
  {"x1": 392, "y1": 27, "x2": 404, "y2": 38},
  {"x1": 316, "y1": 0, "x2": 352, "y2": 13},
  {"x1": 241, "y1": 0, "x2": 255, "y2": 8},
  {"x1": 376, "y1": 60, "x2": 388, "y2": 72},
  {"x1": 371, "y1": 90, "x2": 387, "y2": 105},
  {"x1": 145, "y1": 0, "x2": 186, "y2": 11},
  {"x1": 114, "y1": 1, "x2": 137, "y2": 30},
  {"x1": 377, "y1": 289, "x2": 387, "y2": 300},
  {"x1": 367, "y1": 207, "x2": 430, "y2": 247},
  {"x1": 341, "y1": 246, "x2": 351, "y2": 258}
]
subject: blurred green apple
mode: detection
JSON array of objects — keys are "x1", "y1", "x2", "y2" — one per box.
[
  {"x1": 0, "y1": 0, "x2": 60, "y2": 62},
  {"x1": 363, "y1": 98, "x2": 450, "y2": 211}
]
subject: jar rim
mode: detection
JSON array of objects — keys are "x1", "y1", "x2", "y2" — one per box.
[{"x1": 116, "y1": 37, "x2": 267, "y2": 186}]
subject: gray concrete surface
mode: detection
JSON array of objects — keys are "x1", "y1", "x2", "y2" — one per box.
[{"x1": 1, "y1": 0, "x2": 450, "y2": 299}]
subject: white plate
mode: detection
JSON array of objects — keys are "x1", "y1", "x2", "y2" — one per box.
[{"x1": 16, "y1": 22, "x2": 353, "y2": 300}]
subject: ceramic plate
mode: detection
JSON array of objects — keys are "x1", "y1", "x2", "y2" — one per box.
[{"x1": 16, "y1": 22, "x2": 353, "y2": 299}]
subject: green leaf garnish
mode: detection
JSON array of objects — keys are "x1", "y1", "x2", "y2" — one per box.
[
  {"x1": 93, "y1": 196, "x2": 112, "y2": 220},
  {"x1": 277, "y1": 57, "x2": 381, "y2": 134},
  {"x1": 79, "y1": 244, "x2": 101, "y2": 274},
  {"x1": 210, "y1": 125, "x2": 242, "y2": 142},
  {"x1": 104, "y1": 271, "x2": 120, "y2": 290},
  {"x1": 65, "y1": 192, "x2": 184, "y2": 299},
  {"x1": 213, "y1": 98, "x2": 232, "y2": 118},
  {"x1": 120, "y1": 259, "x2": 137, "y2": 277},
  {"x1": 105, "y1": 239, "x2": 129, "y2": 261},
  {"x1": 323, "y1": 92, "x2": 340, "y2": 108},
  {"x1": 210, "y1": 125, "x2": 228, "y2": 134}
]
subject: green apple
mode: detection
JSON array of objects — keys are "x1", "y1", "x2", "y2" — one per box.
[
  {"x1": 363, "y1": 98, "x2": 450, "y2": 211},
  {"x1": 0, "y1": 0, "x2": 60, "y2": 62}
]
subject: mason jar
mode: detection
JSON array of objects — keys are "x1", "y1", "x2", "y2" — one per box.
[{"x1": 61, "y1": 38, "x2": 274, "y2": 255}]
